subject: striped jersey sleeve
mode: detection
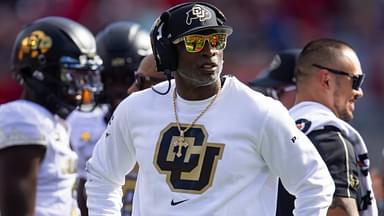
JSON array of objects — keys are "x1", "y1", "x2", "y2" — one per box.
[{"x1": 308, "y1": 125, "x2": 360, "y2": 199}]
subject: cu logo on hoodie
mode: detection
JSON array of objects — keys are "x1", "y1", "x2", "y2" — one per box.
[{"x1": 153, "y1": 123, "x2": 224, "y2": 194}]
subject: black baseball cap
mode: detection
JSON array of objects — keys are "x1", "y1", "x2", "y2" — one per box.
[
  {"x1": 165, "y1": 2, "x2": 233, "y2": 42},
  {"x1": 249, "y1": 49, "x2": 301, "y2": 88}
]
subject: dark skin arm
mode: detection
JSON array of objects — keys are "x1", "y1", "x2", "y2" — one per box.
[
  {"x1": 77, "y1": 178, "x2": 88, "y2": 216},
  {"x1": 0, "y1": 145, "x2": 46, "y2": 216}
]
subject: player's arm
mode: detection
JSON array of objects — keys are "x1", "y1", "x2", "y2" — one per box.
[
  {"x1": 308, "y1": 126, "x2": 359, "y2": 216},
  {"x1": 0, "y1": 145, "x2": 45, "y2": 216},
  {"x1": 259, "y1": 102, "x2": 334, "y2": 216},
  {"x1": 85, "y1": 100, "x2": 136, "y2": 215},
  {"x1": 327, "y1": 197, "x2": 359, "y2": 216},
  {"x1": 77, "y1": 178, "x2": 88, "y2": 216}
]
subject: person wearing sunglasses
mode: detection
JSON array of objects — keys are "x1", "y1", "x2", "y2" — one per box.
[
  {"x1": 85, "y1": 2, "x2": 334, "y2": 215},
  {"x1": 289, "y1": 38, "x2": 378, "y2": 215},
  {"x1": 127, "y1": 53, "x2": 167, "y2": 94}
]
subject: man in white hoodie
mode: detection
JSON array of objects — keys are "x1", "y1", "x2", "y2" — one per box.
[{"x1": 85, "y1": 2, "x2": 335, "y2": 216}]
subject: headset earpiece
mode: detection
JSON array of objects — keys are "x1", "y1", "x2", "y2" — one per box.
[{"x1": 151, "y1": 12, "x2": 178, "y2": 73}]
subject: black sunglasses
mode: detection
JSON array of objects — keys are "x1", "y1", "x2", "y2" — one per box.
[{"x1": 312, "y1": 64, "x2": 365, "y2": 90}]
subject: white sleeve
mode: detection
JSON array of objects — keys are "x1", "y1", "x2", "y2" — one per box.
[
  {"x1": 259, "y1": 103, "x2": 335, "y2": 216},
  {"x1": 85, "y1": 102, "x2": 136, "y2": 215},
  {"x1": 0, "y1": 104, "x2": 48, "y2": 149}
]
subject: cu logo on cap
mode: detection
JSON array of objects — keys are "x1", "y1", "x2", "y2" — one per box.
[{"x1": 186, "y1": 5, "x2": 212, "y2": 25}]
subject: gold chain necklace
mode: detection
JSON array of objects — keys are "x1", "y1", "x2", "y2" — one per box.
[{"x1": 172, "y1": 88, "x2": 220, "y2": 157}]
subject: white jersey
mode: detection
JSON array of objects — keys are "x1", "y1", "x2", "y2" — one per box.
[
  {"x1": 0, "y1": 100, "x2": 78, "y2": 216},
  {"x1": 86, "y1": 76, "x2": 334, "y2": 216},
  {"x1": 67, "y1": 106, "x2": 108, "y2": 179}
]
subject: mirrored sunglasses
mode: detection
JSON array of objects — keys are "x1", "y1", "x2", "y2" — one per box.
[{"x1": 173, "y1": 33, "x2": 228, "y2": 53}]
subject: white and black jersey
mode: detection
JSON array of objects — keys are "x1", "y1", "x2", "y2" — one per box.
[
  {"x1": 308, "y1": 125, "x2": 359, "y2": 198},
  {"x1": 289, "y1": 101, "x2": 378, "y2": 216}
]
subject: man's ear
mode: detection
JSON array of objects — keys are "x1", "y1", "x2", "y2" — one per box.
[{"x1": 319, "y1": 70, "x2": 331, "y2": 90}]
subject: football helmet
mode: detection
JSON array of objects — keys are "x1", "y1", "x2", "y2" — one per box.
[
  {"x1": 11, "y1": 16, "x2": 103, "y2": 118},
  {"x1": 96, "y1": 21, "x2": 151, "y2": 107}
]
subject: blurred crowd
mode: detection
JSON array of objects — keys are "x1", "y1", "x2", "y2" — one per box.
[{"x1": 0, "y1": 0, "x2": 383, "y2": 186}]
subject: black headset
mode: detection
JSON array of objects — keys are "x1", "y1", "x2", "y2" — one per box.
[{"x1": 150, "y1": 2, "x2": 228, "y2": 76}]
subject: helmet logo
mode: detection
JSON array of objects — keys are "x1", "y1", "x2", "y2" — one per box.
[
  {"x1": 186, "y1": 5, "x2": 212, "y2": 25},
  {"x1": 18, "y1": 30, "x2": 52, "y2": 61}
]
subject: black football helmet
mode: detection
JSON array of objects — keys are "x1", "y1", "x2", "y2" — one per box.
[
  {"x1": 11, "y1": 16, "x2": 103, "y2": 118},
  {"x1": 96, "y1": 21, "x2": 151, "y2": 107}
]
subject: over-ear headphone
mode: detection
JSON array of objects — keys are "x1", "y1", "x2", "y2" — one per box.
[{"x1": 150, "y1": 2, "x2": 229, "y2": 77}]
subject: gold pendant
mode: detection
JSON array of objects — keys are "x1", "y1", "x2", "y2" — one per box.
[{"x1": 174, "y1": 131, "x2": 188, "y2": 158}]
